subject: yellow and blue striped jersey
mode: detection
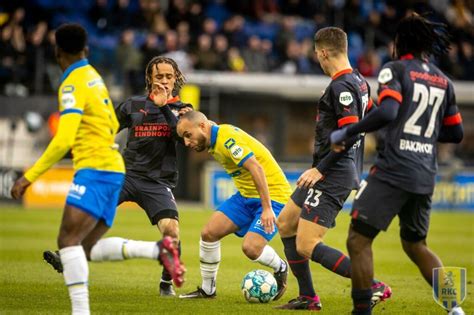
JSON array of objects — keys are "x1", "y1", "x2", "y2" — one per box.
[
  {"x1": 208, "y1": 124, "x2": 291, "y2": 204},
  {"x1": 25, "y1": 59, "x2": 124, "y2": 182}
]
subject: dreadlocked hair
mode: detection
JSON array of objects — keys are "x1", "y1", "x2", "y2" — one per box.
[
  {"x1": 394, "y1": 13, "x2": 451, "y2": 59},
  {"x1": 145, "y1": 56, "x2": 186, "y2": 95}
]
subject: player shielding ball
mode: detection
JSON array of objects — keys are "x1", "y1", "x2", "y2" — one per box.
[
  {"x1": 11, "y1": 24, "x2": 183, "y2": 314},
  {"x1": 170, "y1": 110, "x2": 291, "y2": 300},
  {"x1": 330, "y1": 14, "x2": 464, "y2": 315},
  {"x1": 275, "y1": 27, "x2": 390, "y2": 311}
]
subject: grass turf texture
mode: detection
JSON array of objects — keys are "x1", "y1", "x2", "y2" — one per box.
[{"x1": 0, "y1": 204, "x2": 473, "y2": 314}]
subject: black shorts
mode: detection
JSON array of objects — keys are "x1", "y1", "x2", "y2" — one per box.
[
  {"x1": 351, "y1": 175, "x2": 431, "y2": 242},
  {"x1": 291, "y1": 181, "x2": 352, "y2": 228},
  {"x1": 118, "y1": 174, "x2": 179, "y2": 225}
]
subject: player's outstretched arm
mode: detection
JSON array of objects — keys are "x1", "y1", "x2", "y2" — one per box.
[
  {"x1": 11, "y1": 113, "x2": 82, "y2": 199},
  {"x1": 331, "y1": 97, "x2": 400, "y2": 146},
  {"x1": 243, "y1": 156, "x2": 275, "y2": 234}
]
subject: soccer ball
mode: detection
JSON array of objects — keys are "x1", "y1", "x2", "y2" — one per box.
[{"x1": 241, "y1": 269, "x2": 278, "y2": 303}]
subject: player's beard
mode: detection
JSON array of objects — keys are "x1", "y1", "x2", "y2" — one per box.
[{"x1": 193, "y1": 135, "x2": 207, "y2": 152}]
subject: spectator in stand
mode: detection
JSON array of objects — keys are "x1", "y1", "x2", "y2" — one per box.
[
  {"x1": 167, "y1": 0, "x2": 189, "y2": 29},
  {"x1": 202, "y1": 18, "x2": 218, "y2": 39},
  {"x1": 279, "y1": 39, "x2": 312, "y2": 74},
  {"x1": 357, "y1": 49, "x2": 381, "y2": 77},
  {"x1": 176, "y1": 21, "x2": 191, "y2": 51},
  {"x1": 0, "y1": 8, "x2": 27, "y2": 96},
  {"x1": 214, "y1": 34, "x2": 230, "y2": 71},
  {"x1": 242, "y1": 35, "x2": 269, "y2": 72},
  {"x1": 116, "y1": 29, "x2": 144, "y2": 94},
  {"x1": 275, "y1": 16, "x2": 296, "y2": 58},
  {"x1": 222, "y1": 15, "x2": 246, "y2": 48},
  {"x1": 89, "y1": 0, "x2": 111, "y2": 32},
  {"x1": 439, "y1": 43, "x2": 464, "y2": 79},
  {"x1": 163, "y1": 30, "x2": 193, "y2": 73},
  {"x1": 194, "y1": 34, "x2": 219, "y2": 70},
  {"x1": 141, "y1": 33, "x2": 161, "y2": 69},
  {"x1": 111, "y1": 0, "x2": 138, "y2": 30},
  {"x1": 445, "y1": 0, "x2": 473, "y2": 35},
  {"x1": 460, "y1": 39, "x2": 474, "y2": 80},
  {"x1": 26, "y1": 21, "x2": 49, "y2": 94},
  {"x1": 188, "y1": 2, "x2": 205, "y2": 41},
  {"x1": 261, "y1": 39, "x2": 279, "y2": 71},
  {"x1": 227, "y1": 47, "x2": 246, "y2": 72}
]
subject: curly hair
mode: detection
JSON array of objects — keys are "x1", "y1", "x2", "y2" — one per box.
[
  {"x1": 394, "y1": 13, "x2": 451, "y2": 59},
  {"x1": 145, "y1": 56, "x2": 186, "y2": 95}
]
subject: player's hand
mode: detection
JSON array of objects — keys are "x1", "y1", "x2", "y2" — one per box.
[
  {"x1": 296, "y1": 168, "x2": 323, "y2": 189},
  {"x1": 330, "y1": 128, "x2": 349, "y2": 153},
  {"x1": 260, "y1": 208, "x2": 276, "y2": 234},
  {"x1": 11, "y1": 176, "x2": 31, "y2": 199},
  {"x1": 150, "y1": 83, "x2": 169, "y2": 107},
  {"x1": 178, "y1": 106, "x2": 193, "y2": 116}
]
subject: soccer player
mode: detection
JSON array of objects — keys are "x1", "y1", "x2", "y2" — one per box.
[
  {"x1": 173, "y1": 110, "x2": 291, "y2": 300},
  {"x1": 329, "y1": 14, "x2": 464, "y2": 315},
  {"x1": 275, "y1": 27, "x2": 391, "y2": 311},
  {"x1": 11, "y1": 24, "x2": 183, "y2": 314},
  {"x1": 43, "y1": 56, "x2": 192, "y2": 296}
]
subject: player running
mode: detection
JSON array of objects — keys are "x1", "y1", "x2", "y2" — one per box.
[
  {"x1": 11, "y1": 24, "x2": 183, "y2": 314},
  {"x1": 330, "y1": 14, "x2": 464, "y2": 315},
  {"x1": 43, "y1": 56, "x2": 191, "y2": 296},
  {"x1": 275, "y1": 27, "x2": 391, "y2": 311},
  {"x1": 172, "y1": 110, "x2": 291, "y2": 300}
]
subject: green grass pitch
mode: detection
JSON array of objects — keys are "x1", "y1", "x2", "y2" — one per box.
[{"x1": 1, "y1": 204, "x2": 473, "y2": 314}]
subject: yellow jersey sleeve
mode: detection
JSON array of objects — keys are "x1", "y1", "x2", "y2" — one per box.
[{"x1": 218, "y1": 127, "x2": 254, "y2": 167}]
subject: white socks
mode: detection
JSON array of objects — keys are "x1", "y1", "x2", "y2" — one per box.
[
  {"x1": 60, "y1": 246, "x2": 90, "y2": 315},
  {"x1": 200, "y1": 238, "x2": 221, "y2": 295},
  {"x1": 90, "y1": 237, "x2": 159, "y2": 261},
  {"x1": 254, "y1": 245, "x2": 286, "y2": 273}
]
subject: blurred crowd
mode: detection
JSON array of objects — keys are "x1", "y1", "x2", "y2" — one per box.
[{"x1": 0, "y1": 0, "x2": 473, "y2": 96}]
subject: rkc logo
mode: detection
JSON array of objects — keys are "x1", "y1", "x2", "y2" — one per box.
[{"x1": 432, "y1": 267, "x2": 467, "y2": 311}]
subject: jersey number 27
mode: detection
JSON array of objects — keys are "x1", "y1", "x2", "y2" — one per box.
[{"x1": 403, "y1": 83, "x2": 445, "y2": 138}]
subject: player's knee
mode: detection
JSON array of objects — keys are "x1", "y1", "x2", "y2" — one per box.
[
  {"x1": 242, "y1": 240, "x2": 263, "y2": 260},
  {"x1": 401, "y1": 238, "x2": 426, "y2": 258},
  {"x1": 346, "y1": 232, "x2": 359, "y2": 256},
  {"x1": 276, "y1": 217, "x2": 295, "y2": 237},
  {"x1": 346, "y1": 227, "x2": 372, "y2": 257},
  {"x1": 296, "y1": 236, "x2": 319, "y2": 258},
  {"x1": 201, "y1": 226, "x2": 219, "y2": 242}
]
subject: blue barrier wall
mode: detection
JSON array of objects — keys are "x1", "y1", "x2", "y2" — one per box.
[{"x1": 203, "y1": 163, "x2": 474, "y2": 211}]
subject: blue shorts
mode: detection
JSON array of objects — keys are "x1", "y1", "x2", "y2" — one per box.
[
  {"x1": 65, "y1": 169, "x2": 125, "y2": 227},
  {"x1": 217, "y1": 192, "x2": 285, "y2": 241}
]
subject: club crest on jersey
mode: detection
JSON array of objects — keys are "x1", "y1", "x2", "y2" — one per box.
[
  {"x1": 339, "y1": 92, "x2": 353, "y2": 106},
  {"x1": 378, "y1": 68, "x2": 393, "y2": 84},
  {"x1": 224, "y1": 138, "x2": 236, "y2": 149},
  {"x1": 61, "y1": 93, "x2": 76, "y2": 109},
  {"x1": 432, "y1": 267, "x2": 467, "y2": 311},
  {"x1": 422, "y1": 63, "x2": 430, "y2": 72}
]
